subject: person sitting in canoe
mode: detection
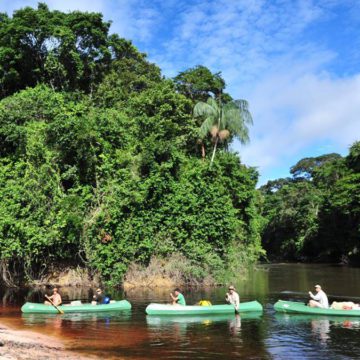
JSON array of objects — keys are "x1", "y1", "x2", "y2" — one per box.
[
  {"x1": 170, "y1": 288, "x2": 186, "y2": 306},
  {"x1": 93, "y1": 288, "x2": 105, "y2": 304},
  {"x1": 308, "y1": 284, "x2": 329, "y2": 308},
  {"x1": 44, "y1": 287, "x2": 62, "y2": 306},
  {"x1": 225, "y1": 285, "x2": 240, "y2": 312}
]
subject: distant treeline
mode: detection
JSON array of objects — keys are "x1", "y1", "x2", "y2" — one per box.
[
  {"x1": 0, "y1": 4, "x2": 262, "y2": 286},
  {"x1": 260, "y1": 143, "x2": 360, "y2": 263}
]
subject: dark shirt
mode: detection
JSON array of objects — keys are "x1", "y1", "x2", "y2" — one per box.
[{"x1": 94, "y1": 293, "x2": 104, "y2": 304}]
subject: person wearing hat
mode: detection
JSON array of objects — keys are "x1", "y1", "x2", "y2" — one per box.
[
  {"x1": 44, "y1": 287, "x2": 62, "y2": 306},
  {"x1": 308, "y1": 284, "x2": 329, "y2": 308},
  {"x1": 226, "y1": 285, "x2": 240, "y2": 312}
]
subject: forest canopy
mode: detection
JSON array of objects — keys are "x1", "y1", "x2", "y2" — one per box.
[
  {"x1": 0, "y1": 4, "x2": 262, "y2": 286},
  {"x1": 260, "y1": 142, "x2": 360, "y2": 263},
  {"x1": 1, "y1": 3, "x2": 358, "y2": 288}
]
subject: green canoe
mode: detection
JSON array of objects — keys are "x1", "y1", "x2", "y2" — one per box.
[
  {"x1": 21, "y1": 300, "x2": 132, "y2": 314},
  {"x1": 22, "y1": 310, "x2": 132, "y2": 325},
  {"x1": 274, "y1": 300, "x2": 360, "y2": 317},
  {"x1": 145, "y1": 300, "x2": 263, "y2": 315}
]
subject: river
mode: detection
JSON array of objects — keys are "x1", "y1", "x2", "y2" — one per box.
[{"x1": 1, "y1": 263, "x2": 360, "y2": 359}]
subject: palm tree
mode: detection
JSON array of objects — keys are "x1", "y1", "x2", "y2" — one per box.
[{"x1": 193, "y1": 97, "x2": 253, "y2": 167}]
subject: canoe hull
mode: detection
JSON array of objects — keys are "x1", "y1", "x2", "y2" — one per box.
[
  {"x1": 274, "y1": 300, "x2": 360, "y2": 317},
  {"x1": 21, "y1": 300, "x2": 132, "y2": 314},
  {"x1": 146, "y1": 300, "x2": 262, "y2": 315}
]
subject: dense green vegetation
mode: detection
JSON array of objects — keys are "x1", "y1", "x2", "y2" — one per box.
[
  {"x1": 1, "y1": 4, "x2": 358, "y2": 288},
  {"x1": 0, "y1": 4, "x2": 263, "y2": 286},
  {"x1": 261, "y1": 143, "x2": 360, "y2": 263}
]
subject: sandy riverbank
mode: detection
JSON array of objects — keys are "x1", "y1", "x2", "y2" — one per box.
[{"x1": 0, "y1": 323, "x2": 100, "y2": 360}]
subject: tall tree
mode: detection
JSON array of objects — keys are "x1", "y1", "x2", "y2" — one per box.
[
  {"x1": 261, "y1": 144, "x2": 360, "y2": 263},
  {"x1": 174, "y1": 66, "x2": 232, "y2": 160},
  {"x1": 0, "y1": 3, "x2": 147, "y2": 98},
  {"x1": 347, "y1": 141, "x2": 360, "y2": 172},
  {"x1": 290, "y1": 153, "x2": 343, "y2": 180},
  {"x1": 173, "y1": 65, "x2": 231, "y2": 102},
  {"x1": 193, "y1": 98, "x2": 253, "y2": 167},
  {"x1": 0, "y1": 4, "x2": 264, "y2": 287}
]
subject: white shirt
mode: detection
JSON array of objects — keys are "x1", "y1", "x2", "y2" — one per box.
[
  {"x1": 310, "y1": 290, "x2": 329, "y2": 308},
  {"x1": 226, "y1": 291, "x2": 240, "y2": 310}
]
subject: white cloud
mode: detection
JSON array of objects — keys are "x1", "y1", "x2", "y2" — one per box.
[
  {"x1": 240, "y1": 70, "x2": 360, "y2": 178},
  {"x1": 108, "y1": 2, "x2": 159, "y2": 43},
  {"x1": 151, "y1": 0, "x2": 359, "y2": 184},
  {"x1": 158, "y1": 0, "x2": 329, "y2": 75},
  {"x1": 291, "y1": 74, "x2": 360, "y2": 145},
  {"x1": 46, "y1": 0, "x2": 105, "y2": 12},
  {"x1": 2, "y1": 0, "x2": 359, "y2": 185}
]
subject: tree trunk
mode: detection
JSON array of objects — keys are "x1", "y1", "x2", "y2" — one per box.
[
  {"x1": 210, "y1": 137, "x2": 219, "y2": 168},
  {"x1": 201, "y1": 142, "x2": 205, "y2": 160}
]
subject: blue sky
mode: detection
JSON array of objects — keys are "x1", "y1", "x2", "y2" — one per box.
[{"x1": 2, "y1": 0, "x2": 360, "y2": 185}]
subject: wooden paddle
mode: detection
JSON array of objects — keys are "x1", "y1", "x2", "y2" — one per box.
[{"x1": 45, "y1": 294, "x2": 64, "y2": 314}]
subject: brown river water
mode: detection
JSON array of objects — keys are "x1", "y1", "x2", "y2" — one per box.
[{"x1": 1, "y1": 263, "x2": 360, "y2": 359}]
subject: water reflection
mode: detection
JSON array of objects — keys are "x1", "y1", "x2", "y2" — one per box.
[
  {"x1": 145, "y1": 311, "x2": 266, "y2": 358},
  {"x1": 229, "y1": 314, "x2": 241, "y2": 336},
  {"x1": 146, "y1": 311, "x2": 263, "y2": 344},
  {"x1": 22, "y1": 310, "x2": 132, "y2": 326},
  {"x1": 147, "y1": 312, "x2": 262, "y2": 327},
  {"x1": 147, "y1": 313, "x2": 235, "y2": 326},
  {"x1": 1, "y1": 264, "x2": 360, "y2": 359},
  {"x1": 275, "y1": 312, "x2": 360, "y2": 349},
  {"x1": 311, "y1": 319, "x2": 330, "y2": 345},
  {"x1": 1, "y1": 288, "x2": 17, "y2": 306},
  {"x1": 275, "y1": 313, "x2": 360, "y2": 328}
]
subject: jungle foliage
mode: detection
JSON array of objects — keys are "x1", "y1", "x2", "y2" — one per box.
[
  {"x1": 260, "y1": 143, "x2": 360, "y2": 263},
  {"x1": 0, "y1": 4, "x2": 262, "y2": 286}
]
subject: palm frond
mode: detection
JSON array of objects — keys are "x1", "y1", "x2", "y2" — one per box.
[
  {"x1": 206, "y1": 97, "x2": 220, "y2": 112},
  {"x1": 233, "y1": 99, "x2": 249, "y2": 110},
  {"x1": 194, "y1": 97, "x2": 252, "y2": 159},
  {"x1": 193, "y1": 101, "x2": 217, "y2": 119},
  {"x1": 222, "y1": 104, "x2": 250, "y2": 144},
  {"x1": 222, "y1": 107, "x2": 241, "y2": 127},
  {"x1": 232, "y1": 99, "x2": 253, "y2": 125},
  {"x1": 235, "y1": 126, "x2": 250, "y2": 144},
  {"x1": 198, "y1": 116, "x2": 215, "y2": 139}
]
